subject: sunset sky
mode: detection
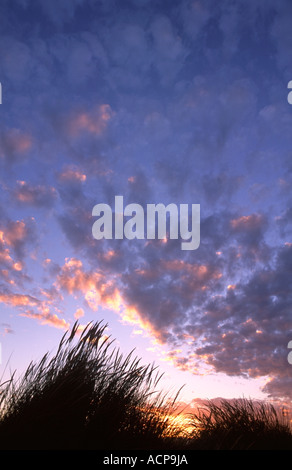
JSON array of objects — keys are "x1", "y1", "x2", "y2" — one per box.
[{"x1": 0, "y1": 0, "x2": 292, "y2": 408}]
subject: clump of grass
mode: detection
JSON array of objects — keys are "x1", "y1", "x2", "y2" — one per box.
[
  {"x1": 1, "y1": 321, "x2": 292, "y2": 450},
  {"x1": 186, "y1": 398, "x2": 292, "y2": 450},
  {"x1": 0, "y1": 321, "x2": 181, "y2": 450}
]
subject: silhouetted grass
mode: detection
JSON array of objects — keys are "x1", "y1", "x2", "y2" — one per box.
[
  {"x1": 0, "y1": 321, "x2": 182, "y2": 450},
  {"x1": 0, "y1": 321, "x2": 291, "y2": 450},
  {"x1": 185, "y1": 398, "x2": 292, "y2": 450}
]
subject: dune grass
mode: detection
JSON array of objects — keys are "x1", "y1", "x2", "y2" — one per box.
[
  {"x1": 186, "y1": 398, "x2": 292, "y2": 450},
  {"x1": 0, "y1": 320, "x2": 291, "y2": 450},
  {"x1": 0, "y1": 321, "x2": 182, "y2": 450}
]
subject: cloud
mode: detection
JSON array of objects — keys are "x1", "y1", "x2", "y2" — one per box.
[
  {"x1": 0, "y1": 218, "x2": 36, "y2": 261},
  {"x1": 230, "y1": 214, "x2": 268, "y2": 247},
  {"x1": 56, "y1": 164, "x2": 91, "y2": 209},
  {"x1": 0, "y1": 283, "x2": 69, "y2": 331},
  {"x1": 0, "y1": 228, "x2": 31, "y2": 288},
  {"x1": 0, "y1": 128, "x2": 32, "y2": 163},
  {"x1": 174, "y1": 244, "x2": 292, "y2": 399},
  {"x1": 21, "y1": 310, "x2": 70, "y2": 330},
  {"x1": 0, "y1": 323, "x2": 14, "y2": 335},
  {"x1": 12, "y1": 181, "x2": 57, "y2": 208},
  {"x1": 58, "y1": 207, "x2": 92, "y2": 250},
  {"x1": 74, "y1": 307, "x2": 84, "y2": 319},
  {"x1": 271, "y1": 0, "x2": 292, "y2": 73},
  {"x1": 0, "y1": 217, "x2": 37, "y2": 292},
  {"x1": 180, "y1": 1, "x2": 211, "y2": 40},
  {"x1": 58, "y1": 166, "x2": 86, "y2": 183},
  {"x1": 6, "y1": 0, "x2": 85, "y2": 29},
  {"x1": 263, "y1": 376, "x2": 292, "y2": 400},
  {"x1": 55, "y1": 257, "x2": 166, "y2": 342},
  {"x1": 150, "y1": 14, "x2": 186, "y2": 62},
  {"x1": 70, "y1": 210, "x2": 291, "y2": 400},
  {"x1": 55, "y1": 258, "x2": 122, "y2": 313},
  {"x1": 64, "y1": 104, "x2": 114, "y2": 138},
  {"x1": 0, "y1": 37, "x2": 34, "y2": 85},
  {"x1": 0, "y1": 291, "x2": 39, "y2": 307},
  {"x1": 201, "y1": 173, "x2": 243, "y2": 205}
]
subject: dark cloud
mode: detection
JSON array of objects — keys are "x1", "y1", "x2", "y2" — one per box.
[
  {"x1": 180, "y1": 244, "x2": 292, "y2": 399},
  {"x1": 263, "y1": 375, "x2": 292, "y2": 400},
  {"x1": 201, "y1": 173, "x2": 243, "y2": 205},
  {"x1": 58, "y1": 207, "x2": 92, "y2": 251}
]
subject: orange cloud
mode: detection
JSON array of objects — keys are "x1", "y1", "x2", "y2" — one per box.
[
  {"x1": 162, "y1": 259, "x2": 205, "y2": 274},
  {"x1": 13, "y1": 262, "x2": 23, "y2": 271},
  {"x1": 162, "y1": 259, "x2": 222, "y2": 282},
  {"x1": 0, "y1": 292, "x2": 39, "y2": 307},
  {"x1": 160, "y1": 347, "x2": 209, "y2": 375},
  {"x1": 56, "y1": 257, "x2": 166, "y2": 344},
  {"x1": 58, "y1": 166, "x2": 87, "y2": 182},
  {"x1": 135, "y1": 260, "x2": 221, "y2": 286},
  {"x1": 0, "y1": 128, "x2": 32, "y2": 157},
  {"x1": 2, "y1": 220, "x2": 27, "y2": 247},
  {"x1": 56, "y1": 258, "x2": 124, "y2": 316},
  {"x1": 0, "y1": 245, "x2": 13, "y2": 265},
  {"x1": 230, "y1": 214, "x2": 264, "y2": 231},
  {"x1": 13, "y1": 181, "x2": 57, "y2": 206},
  {"x1": 74, "y1": 307, "x2": 85, "y2": 319},
  {"x1": 0, "y1": 219, "x2": 35, "y2": 283},
  {"x1": 21, "y1": 311, "x2": 69, "y2": 330},
  {"x1": 67, "y1": 104, "x2": 114, "y2": 137},
  {"x1": 119, "y1": 303, "x2": 161, "y2": 341},
  {"x1": 101, "y1": 250, "x2": 117, "y2": 262},
  {"x1": 227, "y1": 284, "x2": 236, "y2": 290},
  {"x1": 57, "y1": 258, "x2": 102, "y2": 295}
]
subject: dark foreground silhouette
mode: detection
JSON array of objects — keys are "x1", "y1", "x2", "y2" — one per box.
[{"x1": 0, "y1": 321, "x2": 291, "y2": 450}]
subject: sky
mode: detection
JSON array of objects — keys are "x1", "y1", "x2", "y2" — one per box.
[{"x1": 0, "y1": 0, "x2": 292, "y2": 409}]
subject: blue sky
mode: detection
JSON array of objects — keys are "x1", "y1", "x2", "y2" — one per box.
[{"x1": 0, "y1": 0, "x2": 292, "y2": 407}]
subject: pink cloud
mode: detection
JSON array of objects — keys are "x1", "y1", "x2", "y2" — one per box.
[
  {"x1": 74, "y1": 307, "x2": 85, "y2": 319},
  {"x1": 0, "y1": 292, "x2": 39, "y2": 307},
  {"x1": 66, "y1": 104, "x2": 114, "y2": 137},
  {"x1": 13, "y1": 181, "x2": 57, "y2": 207},
  {"x1": 21, "y1": 310, "x2": 70, "y2": 330},
  {"x1": 0, "y1": 128, "x2": 32, "y2": 158},
  {"x1": 56, "y1": 258, "x2": 165, "y2": 343},
  {"x1": 0, "y1": 218, "x2": 36, "y2": 264},
  {"x1": 2, "y1": 220, "x2": 27, "y2": 247},
  {"x1": 58, "y1": 166, "x2": 87, "y2": 182},
  {"x1": 136, "y1": 259, "x2": 222, "y2": 289},
  {"x1": 230, "y1": 214, "x2": 265, "y2": 231}
]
